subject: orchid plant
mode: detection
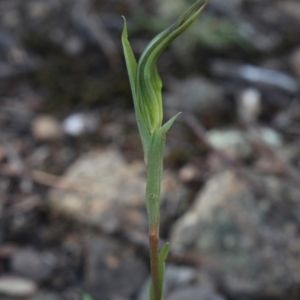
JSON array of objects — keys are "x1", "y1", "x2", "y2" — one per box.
[{"x1": 121, "y1": 1, "x2": 210, "y2": 299}]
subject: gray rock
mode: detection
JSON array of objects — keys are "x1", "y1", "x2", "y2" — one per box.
[
  {"x1": 48, "y1": 148, "x2": 184, "y2": 234},
  {"x1": 206, "y1": 127, "x2": 282, "y2": 158},
  {"x1": 63, "y1": 36, "x2": 84, "y2": 56},
  {"x1": 281, "y1": 1, "x2": 300, "y2": 21},
  {"x1": 84, "y1": 236, "x2": 147, "y2": 300},
  {"x1": 207, "y1": 129, "x2": 252, "y2": 158},
  {"x1": 170, "y1": 170, "x2": 300, "y2": 298},
  {"x1": 29, "y1": 292, "x2": 62, "y2": 300},
  {"x1": 11, "y1": 248, "x2": 57, "y2": 282},
  {"x1": 164, "y1": 77, "x2": 226, "y2": 118},
  {"x1": 26, "y1": 1, "x2": 54, "y2": 20},
  {"x1": 2, "y1": 9, "x2": 21, "y2": 28},
  {"x1": 166, "y1": 285, "x2": 225, "y2": 300}
]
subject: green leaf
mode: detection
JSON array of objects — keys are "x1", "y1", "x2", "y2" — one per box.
[
  {"x1": 145, "y1": 130, "x2": 165, "y2": 228},
  {"x1": 149, "y1": 281, "x2": 155, "y2": 300},
  {"x1": 136, "y1": 0, "x2": 210, "y2": 134},
  {"x1": 145, "y1": 114, "x2": 180, "y2": 224},
  {"x1": 122, "y1": 17, "x2": 151, "y2": 162},
  {"x1": 160, "y1": 113, "x2": 181, "y2": 136},
  {"x1": 158, "y1": 242, "x2": 169, "y2": 295},
  {"x1": 121, "y1": 17, "x2": 137, "y2": 98},
  {"x1": 122, "y1": 1, "x2": 210, "y2": 161},
  {"x1": 149, "y1": 243, "x2": 170, "y2": 300}
]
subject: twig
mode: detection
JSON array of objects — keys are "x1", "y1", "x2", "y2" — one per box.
[
  {"x1": 182, "y1": 113, "x2": 300, "y2": 227},
  {"x1": 182, "y1": 113, "x2": 241, "y2": 168},
  {"x1": 247, "y1": 124, "x2": 300, "y2": 185},
  {"x1": 73, "y1": 0, "x2": 121, "y2": 71},
  {"x1": 210, "y1": 60, "x2": 300, "y2": 94},
  {"x1": 0, "y1": 163, "x2": 103, "y2": 195},
  {"x1": 183, "y1": 113, "x2": 300, "y2": 185}
]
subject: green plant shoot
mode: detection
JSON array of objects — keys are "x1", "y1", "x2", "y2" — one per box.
[
  {"x1": 121, "y1": 1, "x2": 210, "y2": 299},
  {"x1": 82, "y1": 294, "x2": 94, "y2": 300}
]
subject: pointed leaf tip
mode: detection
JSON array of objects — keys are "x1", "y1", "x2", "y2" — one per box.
[{"x1": 121, "y1": 16, "x2": 128, "y2": 39}]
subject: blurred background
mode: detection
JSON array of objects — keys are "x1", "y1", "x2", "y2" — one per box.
[{"x1": 1, "y1": 0, "x2": 300, "y2": 299}]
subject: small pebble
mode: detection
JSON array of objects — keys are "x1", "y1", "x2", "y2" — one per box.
[
  {"x1": 62, "y1": 113, "x2": 98, "y2": 136},
  {"x1": 179, "y1": 164, "x2": 200, "y2": 182},
  {"x1": 63, "y1": 36, "x2": 84, "y2": 56},
  {"x1": 2, "y1": 10, "x2": 21, "y2": 28},
  {"x1": 31, "y1": 115, "x2": 63, "y2": 141},
  {"x1": 237, "y1": 88, "x2": 261, "y2": 123},
  {"x1": 27, "y1": 1, "x2": 50, "y2": 19},
  {"x1": 12, "y1": 248, "x2": 57, "y2": 282}
]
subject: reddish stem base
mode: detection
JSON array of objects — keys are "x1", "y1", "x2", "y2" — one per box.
[{"x1": 149, "y1": 231, "x2": 161, "y2": 300}]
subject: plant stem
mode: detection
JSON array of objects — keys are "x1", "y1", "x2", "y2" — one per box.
[
  {"x1": 149, "y1": 229, "x2": 160, "y2": 300},
  {"x1": 146, "y1": 131, "x2": 165, "y2": 300}
]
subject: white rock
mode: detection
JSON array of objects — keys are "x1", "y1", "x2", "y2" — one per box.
[
  {"x1": 62, "y1": 113, "x2": 98, "y2": 136},
  {"x1": 237, "y1": 88, "x2": 261, "y2": 123},
  {"x1": 0, "y1": 276, "x2": 37, "y2": 297}
]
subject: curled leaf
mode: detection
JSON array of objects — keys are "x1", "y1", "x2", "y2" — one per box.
[{"x1": 122, "y1": 0, "x2": 210, "y2": 136}]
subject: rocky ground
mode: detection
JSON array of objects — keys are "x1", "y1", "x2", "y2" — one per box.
[{"x1": 1, "y1": 0, "x2": 300, "y2": 299}]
